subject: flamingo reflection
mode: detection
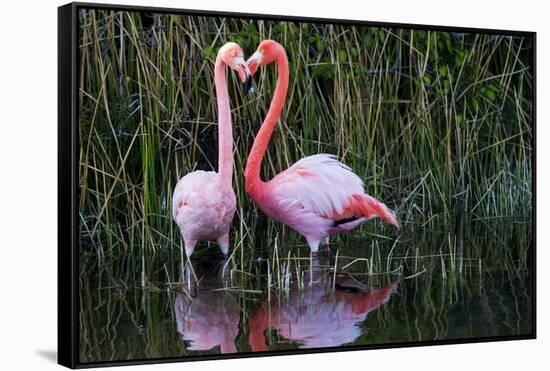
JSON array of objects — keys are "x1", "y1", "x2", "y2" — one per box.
[
  {"x1": 175, "y1": 275, "x2": 239, "y2": 354},
  {"x1": 249, "y1": 259, "x2": 397, "y2": 351}
]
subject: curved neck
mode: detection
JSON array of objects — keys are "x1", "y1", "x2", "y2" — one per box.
[
  {"x1": 214, "y1": 56, "x2": 233, "y2": 185},
  {"x1": 244, "y1": 49, "x2": 289, "y2": 194}
]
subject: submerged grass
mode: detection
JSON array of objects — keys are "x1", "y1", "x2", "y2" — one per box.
[{"x1": 77, "y1": 9, "x2": 533, "y2": 290}]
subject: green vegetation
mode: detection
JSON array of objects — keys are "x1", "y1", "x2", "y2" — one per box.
[{"x1": 78, "y1": 9, "x2": 532, "y2": 296}]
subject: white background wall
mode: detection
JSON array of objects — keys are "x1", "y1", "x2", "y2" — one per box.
[{"x1": 0, "y1": 0, "x2": 546, "y2": 369}]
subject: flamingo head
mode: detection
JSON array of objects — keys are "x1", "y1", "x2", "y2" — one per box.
[
  {"x1": 244, "y1": 40, "x2": 284, "y2": 93},
  {"x1": 218, "y1": 42, "x2": 252, "y2": 85}
]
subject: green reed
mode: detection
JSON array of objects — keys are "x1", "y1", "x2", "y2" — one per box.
[{"x1": 77, "y1": 9, "x2": 533, "y2": 287}]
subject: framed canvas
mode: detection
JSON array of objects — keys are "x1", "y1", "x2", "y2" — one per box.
[{"x1": 58, "y1": 2, "x2": 536, "y2": 368}]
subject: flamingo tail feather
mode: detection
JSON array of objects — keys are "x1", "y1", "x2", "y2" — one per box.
[{"x1": 353, "y1": 194, "x2": 400, "y2": 228}]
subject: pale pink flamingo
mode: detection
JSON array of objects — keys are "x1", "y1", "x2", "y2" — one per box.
[
  {"x1": 244, "y1": 40, "x2": 399, "y2": 255},
  {"x1": 173, "y1": 42, "x2": 250, "y2": 257}
]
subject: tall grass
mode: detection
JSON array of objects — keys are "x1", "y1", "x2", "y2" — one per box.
[{"x1": 77, "y1": 9, "x2": 533, "y2": 286}]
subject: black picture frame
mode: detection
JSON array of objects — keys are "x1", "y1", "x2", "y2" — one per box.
[{"x1": 58, "y1": 2, "x2": 537, "y2": 368}]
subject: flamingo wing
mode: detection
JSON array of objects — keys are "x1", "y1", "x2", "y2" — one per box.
[
  {"x1": 269, "y1": 154, "x2": 399, "y2": 229},
  {"x1": 172, "y1": 171, "x2": 216, "y2": 221},
  {"x1": 272, "y1": 154, "x2": 363, "y2": 216},
  {"x1": 172, "y1": 170, "x2": 236, "y2": 242}
]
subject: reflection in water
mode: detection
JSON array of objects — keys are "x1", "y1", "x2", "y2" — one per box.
[
  {"x1": 249, "y1": 259, "x2": 397, "y2": 351},
  {"x1": 174, "y1": 273, "x2": 240, "y2": 354},
  {"x1": 78, "y1": 222, "x2": 533, "y2": 363},
  {"x1": 175, "y1": 290, "x2": 239, "y2": 353}
]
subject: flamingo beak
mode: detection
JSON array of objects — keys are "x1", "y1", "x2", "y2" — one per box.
[
  {"x1": 246, "y1": 51, "x2": 262, "y2": 76},
  {"x1": 244, "y1": 51, "x2": 263, "y2": 95},
  {"x1": 235, "y1": 56, "x2": 248, "y2": 82},
  {"x1": 244, "y1": 73, "x2": 254, "y2": 94},
  {"x1": 235, "y1": 57, "x2": 254, "y2": 94}
]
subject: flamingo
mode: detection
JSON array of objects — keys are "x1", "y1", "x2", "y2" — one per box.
[
  {"x1": 172, "y1": 42, "x2": 251, "y2": 258},
  {"x1": 244, "y1": 40, "x2": 399, "y2": 255}
]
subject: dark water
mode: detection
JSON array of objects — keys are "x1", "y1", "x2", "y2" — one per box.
[{"x1": 79, "y1": 236, "x2": 533, "y2": 363}]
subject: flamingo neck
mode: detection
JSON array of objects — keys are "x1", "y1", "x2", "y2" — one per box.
[
  {"x1": 244, "y1": 49, "x2": 289, "y2": 196},
  {"x1": 214, "y1": 56, "x2": 233, "y2": 186}
]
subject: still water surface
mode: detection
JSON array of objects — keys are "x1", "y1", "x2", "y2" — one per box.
[{"x1": 79, "y1": 238, "x2": 532, "y2": 363}]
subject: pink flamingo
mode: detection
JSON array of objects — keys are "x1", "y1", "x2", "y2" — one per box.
[
  {"x1": 245, "y1": 40, "x2": 399, "y2": 255},
  {"x1": 173, "y1": 42, "x2": 250, "y2": 257}
]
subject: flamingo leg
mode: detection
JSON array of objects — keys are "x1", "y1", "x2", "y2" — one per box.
[
  {"x1": 183, "y1": 238, "x2": 197, "y2": 258},
  {"x1": 322, "y1": 236, "x2": 331, "y2": 255},
  {"x1": 217, "y1": 233, "x2": 230, "y2": 257},
  {"x1": 183, "y1": 257, "x2": 198, "y2": 296},
  {"x1": 306, "y1": 238, "x2": 321, "y2": 256},
  {"x1": 181, "y1": 238, "x2": 197, "y2": 294},
  {"x1": 219, "y1": 256, "x2": 230, "y2": 282}
]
